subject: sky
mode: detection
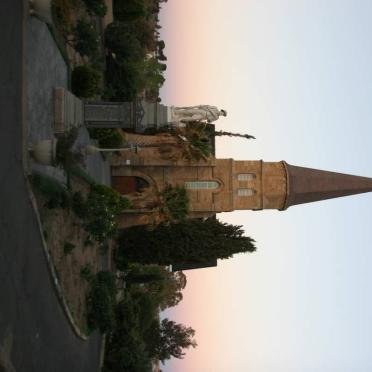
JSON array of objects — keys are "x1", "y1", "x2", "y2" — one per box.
[{"x1": 158, "y1": 1, "x2": 372, "y2": 371}]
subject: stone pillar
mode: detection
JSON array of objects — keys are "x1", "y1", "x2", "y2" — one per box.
[
  {"x1": 84, "y1": 101, "x2": 134, "y2": 129},
  {"x1": 84, "y1": 100, "x2": 174, "y2": 133}
]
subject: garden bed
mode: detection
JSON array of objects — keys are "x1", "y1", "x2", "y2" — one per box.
[{"x1": 33, "y1": 174, "x2": 108, "y2": 333}]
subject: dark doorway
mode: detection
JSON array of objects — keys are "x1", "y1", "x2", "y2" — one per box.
[{"x1": 112, "y1": 176, "x2": 150, "y2": 194}]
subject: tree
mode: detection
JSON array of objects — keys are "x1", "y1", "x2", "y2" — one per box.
[
  {"x1": 143, "y1": 57, "x2": 165, "y2": 99},
  {"x1": 105, "y1": 58, "x2": 146, "y2": 101},
  {"x1": 147, "y1": 319, "x2": 197, "y2": 362},
  {"x1": 72, "y1": 20, "x2": 100, "y2": 58},
  {"x1": 131, "y1": 18, "x2": 157, "y2": 51},
  {"x1": 83, "y1": 0, "x2": 107, "y2": 17},
  {"x1": 125, "y1": 264, "x2": 187, "y2": 310},
  {"x1": 113, "y1": 0, "x2": 146, "y2": 22},
  {"x1": 116, "y1": 218, "x2": 256, "y2": 266},
  {"x1": 105, "y1": 22, "x2": 144, "y2": 61}
]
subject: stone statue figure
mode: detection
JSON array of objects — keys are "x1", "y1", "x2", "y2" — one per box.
[{"x1": 172, "y1": 105, "x2": 227, "y2": 123}]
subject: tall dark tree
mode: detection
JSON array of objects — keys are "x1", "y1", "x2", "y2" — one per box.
[
  {"x1": 146, "y1": 318, "x2": 197, "y2": 362},
  {"x1": 116, "y1": 218, "x2": 256, "y2": 266}
]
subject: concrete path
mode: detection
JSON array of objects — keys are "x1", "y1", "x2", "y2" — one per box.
[
  {"x1": 0, "y1": 1, "x2": 102, "y2": 371},
  {"x1": 25, "y1": 14, "x2": 111, "y2": 186}
]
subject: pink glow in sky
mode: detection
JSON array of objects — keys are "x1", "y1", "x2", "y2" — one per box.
[{"x1": 158, "y1": 1, "x2": 372, "y2": 372}]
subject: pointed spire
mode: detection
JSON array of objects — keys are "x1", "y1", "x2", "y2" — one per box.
[{"x1": 282, "y1": 162, "x2": 372, "y2": 209}]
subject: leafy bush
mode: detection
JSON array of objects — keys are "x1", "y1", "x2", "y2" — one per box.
[
  {"x1": 88, "y1": 128, "x2": 123, "y2": 148},
  {"x1": 84, "y1": 184, "x2": 131, "y2": 242},
  {"x1": 71, "y1": 65, "x2": 100, "y2": 98},
  {"x1": 160, "y1": 184, "x2": 189, "y2": 221},
  {"x1": 83, "y1": 0, "x2": 107, "y2": 16},
  {"x1": 73, "y1": 20, "x2": 100, "y2": 58},
  {"x1": 87, "y1": 271, "x2": 117, "y2": 332},
  {"x1": 31, "y1": 173, "x2": 70, "y2": 209}
]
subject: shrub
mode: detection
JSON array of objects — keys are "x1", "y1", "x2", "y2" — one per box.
[
  {"x1": 83, "y1": 0, "x2": 107, "y2": 17},
  {"x1": 63, "y1": 241, "x2": 75, "y2": 255},
  {"x1": 88, "y1": 128, "x2": 123, "y2": 148},
  {"x1": 84, "y1": 184, "x2": 131, "y2": 242},
  {"x1": 73, "y1": 20, "x2": 100, "y2": 58},
  {"x1": 31, "y1": 172, "x2": 70, "y2": 209},
  {"x1": 87, "y1": 271, "x2": 117, "y2": 332},
  {"x1": 71, "y1": 65, "x2": 100, "y2": 98}
]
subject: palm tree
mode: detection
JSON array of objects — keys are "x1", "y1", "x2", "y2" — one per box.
[{"x1": 214, "y1": 131, "x2": 256, "y2": 140}]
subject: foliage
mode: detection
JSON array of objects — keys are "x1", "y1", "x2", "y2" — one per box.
[
  {"x1": 88, "y1": 128, "x2": 123, "y2": 148},
  {"x1": 72, "y1": 191, "x2": 88, "y2": 218},
  {"x1": 105, "y1": 22, "x2": 144, "y2": 61},
  {"x1": 143, "y1": 58, "x2": 165, "y2": 99},
  {"x1": 73, "y1": 20, "x2": 100, "y2": 58},
  {"x1": 63, "y1": 241, "x2": 76, "y2": 255},
  {"x1": 103, "y1": 336, "x2": 151, "y2": 372},
  {"x1": 103, "y1": 280, "x2": 194, "y2": 371},
  {"x1": 84, "y1": 184, "x2": 131, "y2": 242},
  {"x1": 157, "y1": 39, "x2": 167, "y2": 61},
  {"x1": 160, "y1": 184, "x2": 189, "y2": 222},
  {"x1": 116, "y1": 218, "x2": 256, "y2": 266},
  {"x1": 113, "y1": 0, "x2": 146, "y2": 22},
  {"x1": 87, "y1": 271, "x2": 117, "y2": 332},
  {"x1": 31, "y1": 172, "x2": 70, "y2": 209},
  {"x1": 130, "y1": 18, "x2": 157, "y2": 51},
  {"x1": 146, "y1": 318, "x2": 197, "y2": 362},
  {"x1": 71, "y1": 65, "x2": 100, "y2": 98},
  {"x1": 51, "y1": 0, "x2": 77, "y2": 33},
  {"x1": 80, "y1": 264, "x2": 94, "y2": 281},
  {"x1": 82, "y1": 0, "x2": 107, "y2": 16},
  {"x1": 105, "y1": 58, "x2": 146, "y2": 101},
  {"x1": 124, "y1": 264, "x2": 187, "y2": 310},
  {"x1": 103, "y1": 294, "x2": 153, "y2": 372},
  {"x1": 55, "y1": 128, "x2": 84, "y2": 171},
  {"x1": 182, "y1": 122, "x2": 213, "y2": 160},
  {"x1": 215, "y1": 130, "x2": 256, "y2": 140}
]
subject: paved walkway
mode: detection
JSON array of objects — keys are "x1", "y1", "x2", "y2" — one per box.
[
  {"x1": 0, "y1": 2, "x2": 103, "y2": 371},
  {"x1": 26, "y1": 16, "x2": 110, "y2": 186}
]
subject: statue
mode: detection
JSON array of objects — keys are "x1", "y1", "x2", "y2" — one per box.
[{"x1": 171, "y1": 105, "x2": 227, "y2": 124}]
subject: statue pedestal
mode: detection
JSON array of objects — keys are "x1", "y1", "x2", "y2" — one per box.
[
  {"x1": 54, "y1": 87, "x2": 84, "y2": 134},
  {"x1": 53, "y1": 87, "x2": 183, "y2": 134}
]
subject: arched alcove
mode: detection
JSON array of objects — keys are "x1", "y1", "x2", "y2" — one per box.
[{"x1": 112, "y1": 176, "x2": 150, "y2": 195}]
